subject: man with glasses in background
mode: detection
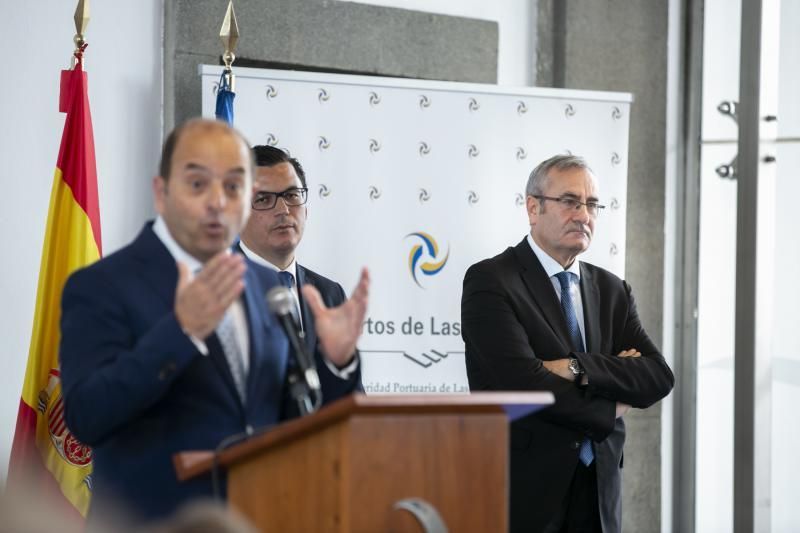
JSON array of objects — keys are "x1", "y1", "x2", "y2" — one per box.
[
  {"x1": 461, "y1": 154, "x2": 674, "y2": 532},
  {"x1": 238, "y1": 145, "x2": 362, "y2": 402}
]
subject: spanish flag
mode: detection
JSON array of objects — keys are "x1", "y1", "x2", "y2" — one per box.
[{"x1": 7, "y1": 53, "x2": 101, "y2": 519}]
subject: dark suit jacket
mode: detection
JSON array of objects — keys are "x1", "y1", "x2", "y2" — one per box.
[
  {"x1": 58, "y1": 223, "x2": 347, "y2": 522},
  {"x1": 295, "y1": 264, "x2": 364, "y2": 397},
  {"x1": 461, "y1": 238, "x2": 674, "y2": 533},
  {"x1": 233, "y1": 242, "x2": 363, "y2": 400}
]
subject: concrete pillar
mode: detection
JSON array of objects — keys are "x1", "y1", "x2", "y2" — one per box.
[{"x1": 537, "y1": 1, "x2": 670, "y2": 531}]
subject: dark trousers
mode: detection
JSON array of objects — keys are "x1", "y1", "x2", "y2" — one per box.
[{"x1": 542, "y1": 462, "x2": 602, "y2": 533}]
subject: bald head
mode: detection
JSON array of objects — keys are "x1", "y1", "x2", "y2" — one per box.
[{"x1": 159, "y1": 119, "x2": 255, "y2": 181}]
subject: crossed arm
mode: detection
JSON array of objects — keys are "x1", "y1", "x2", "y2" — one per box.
[{"x1": 461, "y1": 264, "x2": 674, "y2": 439}]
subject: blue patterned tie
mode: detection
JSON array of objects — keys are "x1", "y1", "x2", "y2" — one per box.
[
  {"x1": 554, "y1": 271, "x2": 594, "y2": 466},
  {"x1": 278, "y1": 270, "x2": 294, "y2": 289},
  {"x1": 277, "y1": 271, "x2": 303, "y2": 330}
]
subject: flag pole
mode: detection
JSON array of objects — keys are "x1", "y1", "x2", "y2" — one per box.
[
  {"x1": 216, "y1": 1, "x2": 239, "y2": 124},
  {"x1": 72, "y1": 0, "x2": 90, "y2": 68},
  {"x1": 220, "y1": 0, "x2": 239, "y2": 92}
]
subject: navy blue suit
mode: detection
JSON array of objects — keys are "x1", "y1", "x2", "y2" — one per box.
[
  {"x1": 295, "y1": 263, "x2": 364, "y2": 397},
  {"x1": 58, "y1": 223, "x2": 350, "y2": 522}
]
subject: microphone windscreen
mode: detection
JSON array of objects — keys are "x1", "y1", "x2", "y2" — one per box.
[{"x1": 266, "y1": 286, "x2": 295, "y2": 316}]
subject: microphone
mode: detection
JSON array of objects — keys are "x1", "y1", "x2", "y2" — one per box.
[{"x1": 266, "y1": 286, "x2": 321, "y2": 414}]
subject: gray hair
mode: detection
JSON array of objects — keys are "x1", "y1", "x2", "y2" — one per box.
[{"x1": 525, "y1": 154, "x2": 593, "y2": 197}]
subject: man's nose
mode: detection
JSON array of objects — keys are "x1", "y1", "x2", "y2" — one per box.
[
  {"x1": 274, "y1": 195, "x2": 291, "y2": 214},
  {"x1": 572, "y1": 203, "x2": 591, "y2": 223},
  {"x1": 207, "y1": 182, "x2": 226, "y2": 211}
]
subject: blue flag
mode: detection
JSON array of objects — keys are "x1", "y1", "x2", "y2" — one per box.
[{"x1": 215, "y1": 71, "x2": 235, "y2": 124}]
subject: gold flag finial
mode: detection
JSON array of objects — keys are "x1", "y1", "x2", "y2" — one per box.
[
  {"x1": 220, "y1": 1, "x2": 239, "y2": 70},
  {"x1": 73, "y1": 0, "x2": 90, "y2": 51}
]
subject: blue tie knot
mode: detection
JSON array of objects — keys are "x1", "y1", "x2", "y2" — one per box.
[
  {"x1": 555, "y1": 270, "x2": 576, "y2": 291},
  {"x1": 278, "y1": 270, "x2": 295, "y2": 289}
]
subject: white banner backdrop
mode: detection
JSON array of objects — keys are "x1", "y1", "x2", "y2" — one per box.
[{"x1": 201, "y1": 65, "x2": 632, "y2": 394}]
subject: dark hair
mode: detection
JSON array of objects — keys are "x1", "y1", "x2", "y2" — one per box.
[
  {"x1": 252, "y1": 145, "x2": 307, "y2": 188},
  {"x1": 158, "y1": 119, "x2": 254, "y2": 180}
]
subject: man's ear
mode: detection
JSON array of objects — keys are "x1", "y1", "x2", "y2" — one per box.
[
  {"x1": 153, "y1": 175, "x2": 167, "y2": 215},
  {"x1": 526, "y1": 195, "x2": 539, "y2": 226}
]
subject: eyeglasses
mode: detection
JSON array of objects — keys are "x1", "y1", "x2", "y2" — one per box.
[
  {"x1": 252, "y1": 187, "x2": 309, "y2": 210},
  {"x1": 532, "y1": 195, "x2": 606, "y2": 217}
]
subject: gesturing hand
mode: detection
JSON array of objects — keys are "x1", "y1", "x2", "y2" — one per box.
[
  {"x1": 302, "y1": 267, "x2": 370, "y2": 367},
  {"x1": 174, "y1": 253, "x2": 246, "y2": 340}
]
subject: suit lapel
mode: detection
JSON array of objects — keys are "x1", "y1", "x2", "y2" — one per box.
[
  {"x1": 579, "y1": 263, "x2": 601, "y2": 353},
  {"x1": 130, "y1": 223, "x2": 179, "y2": 309},
  {"x1": 204, "y1": 332, "x2": 245, "y2": 410},
  {"x1": 241, "y1": 263, "x2": 269, "y2": 402},
  {"x1": 295, "y1": 265, "x2": 317, "y2": 353},
  {"x1": 512, "y1": 238, "x2": 574, "y2": 350}
]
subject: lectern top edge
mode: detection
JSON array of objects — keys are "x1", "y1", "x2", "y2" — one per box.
[{"x1": 173, "y1": 391, "x2": 554, "y2": 481}]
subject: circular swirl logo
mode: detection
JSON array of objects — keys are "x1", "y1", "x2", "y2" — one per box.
[{"x1": 406, "y1": 232, "x2": 449, "y2": 288}]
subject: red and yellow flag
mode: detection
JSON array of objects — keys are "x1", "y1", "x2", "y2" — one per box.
[{"x1": 7, "y1": 52, "x2": 101, "y2": 519}]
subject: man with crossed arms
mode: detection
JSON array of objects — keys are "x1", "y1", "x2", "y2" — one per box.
[{"x1": 461, "y1": 154, "x2": 674, "y2": 532}]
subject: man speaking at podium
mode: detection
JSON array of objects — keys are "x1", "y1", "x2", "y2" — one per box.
[
  {"x1": 58, "y1": 119, "x2": 368, "y2": 523},
  {"x1": 461, "y1": 155, "x2": 673, "y2": 532}
]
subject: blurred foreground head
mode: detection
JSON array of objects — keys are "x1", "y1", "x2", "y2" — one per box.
[
  {"x1": 148, "y1": 500, "x2": 258, "y2": 533},
  {"x1": 154, "y1": 118, "x2": 255, "y2": 262}
]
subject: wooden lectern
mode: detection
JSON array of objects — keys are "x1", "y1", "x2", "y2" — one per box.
[{"x1": 174, "y1": 392, "x2": 553, "y2": 532}]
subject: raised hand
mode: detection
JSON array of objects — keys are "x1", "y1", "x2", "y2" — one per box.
[
  {"x1": 174, "y1": 253, "x2": 246, "y2": 339},
  {"x1": 302, "y1": 267, "x2": 370, "y2": 366}
]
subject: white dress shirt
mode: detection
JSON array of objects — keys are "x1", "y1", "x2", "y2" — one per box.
[
  {"x1": 153, "y1": 217, "x2": 250, "y2": 373},
  {"x1": 526, "y1": 233, "x2": 587, "y2": 350},
  {"x1": 240, "y1": 243, "x2": 304, "y2": 329}
]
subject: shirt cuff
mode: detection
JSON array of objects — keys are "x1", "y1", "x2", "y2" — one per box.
[
  {"x1": 187, "y1": 334, "x2": 209, "y2": 356},
  {"x1": 323, "y1": 353, "x2": 359, "y2": 380}
]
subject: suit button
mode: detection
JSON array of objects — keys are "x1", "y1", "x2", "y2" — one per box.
[
  {"x1": 245, "y1": 425, "x2": 254, "y2": 436},
  {"x1": 158, "y1": 362, "x2": 177, "y2": 381},
  {"x1": 572, "y1": 441, "x2": 582, "y2": 449}
]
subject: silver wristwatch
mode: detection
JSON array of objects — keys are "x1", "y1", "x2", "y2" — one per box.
[{"x1": 568, "y1": 357, "x2": 584, "y2": 378}]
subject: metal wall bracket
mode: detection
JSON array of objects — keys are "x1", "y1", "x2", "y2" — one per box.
[
  {"x1": 715, "y1": 155, "x2": 738, "y2": 180},
  {"x1": 717, "y1": 100, "x2": 739, "y2": 124},
  {"x1": 716, "y1": 100, "x2": 739, "y2": 179}
]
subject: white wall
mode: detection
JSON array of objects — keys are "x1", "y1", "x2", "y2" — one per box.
[
  {"x1": 346, "y1": 0, "x2": 536, "y2": 86},
  {"x1": 0, "y1": 1, "x2": 162, "y2": 480}
]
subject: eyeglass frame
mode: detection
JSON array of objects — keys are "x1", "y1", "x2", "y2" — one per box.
[
  {"x1": 251, "y1": 187, "x2": 309, "y2": 211},
  {"x1": 531, "y1": 195, "x2": 606, "y2": 217}
]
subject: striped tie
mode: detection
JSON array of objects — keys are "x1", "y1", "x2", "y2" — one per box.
[
  {"x1": 555, "y1": 271, "x2": 594, "y2": 466},
  {"x1": 216, "y1": 309, "x2": 247, "y2": 405}
]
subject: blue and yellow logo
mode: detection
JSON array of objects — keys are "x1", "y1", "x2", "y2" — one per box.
[{"x1": 406, "y1": 232, "x2": 449, "y2": 288}]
